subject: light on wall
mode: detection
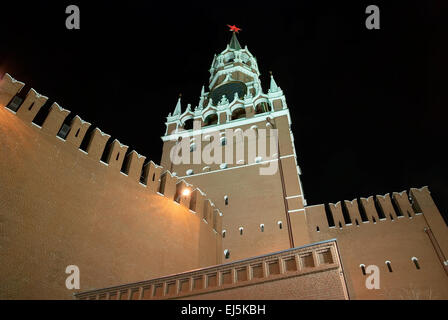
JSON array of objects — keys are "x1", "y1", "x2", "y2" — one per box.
[{"x1": 182, "y1": 188, "x2": 191, "y2": 197}]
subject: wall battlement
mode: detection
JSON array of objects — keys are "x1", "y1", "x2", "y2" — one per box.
[
  {"x1": 303, "y1": 187, "x2": 448, "y2": 299},
  {"x1": 0, "y1": 73, "x2": 222, "y2": 233},
  {"x1": 0, "y1": 72, "x2": 224, "y2": 299},
  {"x1": 304, "y1": 187, "x2": 445, "y2": 233}
]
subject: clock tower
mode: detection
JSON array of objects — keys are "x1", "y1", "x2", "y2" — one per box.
[{"x1": 161, "y1": 30, "x2": 309, "y2": 262}]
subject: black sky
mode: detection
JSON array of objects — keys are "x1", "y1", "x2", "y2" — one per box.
[{"x1": 1, "y1": 0, "x2": 446, "y2": 223}]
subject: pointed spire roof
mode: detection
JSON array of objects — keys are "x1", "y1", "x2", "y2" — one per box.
[
  {"x1": 229, "y1": 32, "x2": 241, "y2": 50},
  {"x1": 172, "y1": 95, "x2": 182, "y2": 116},
  {"x1": 269, "y1": 71, "x2": 280, "y2": 93}
]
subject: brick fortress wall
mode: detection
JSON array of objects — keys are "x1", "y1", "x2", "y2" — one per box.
[
  {"x1": 302, "y1": 188, "x2": 448, "y2": 299},
  {"x1": 0, "y1": 73, "x2": 222, "y2": 299}
]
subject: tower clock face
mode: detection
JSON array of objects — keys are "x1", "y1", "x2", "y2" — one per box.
[{"x1": 209, "y1": 81, "x2": 247, "y2": 105}]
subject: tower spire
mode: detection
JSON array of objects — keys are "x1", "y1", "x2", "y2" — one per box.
[
  {"x1": 172, "y1": 94, "x2": 182, "y2": 116},
  {"x1": 229, "y1": 32, "x2": 241, "y2": 50},
  {"x1": 227, "y1": 24, "x2": 242, "y2": 50},
  {"x1": 269, "y1": 71, "x2": 280, "y2": 93}
]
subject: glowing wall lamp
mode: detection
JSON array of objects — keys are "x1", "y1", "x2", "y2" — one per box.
[{"x1": 182, "y1": 188, "x2": 191, "y2": 197}]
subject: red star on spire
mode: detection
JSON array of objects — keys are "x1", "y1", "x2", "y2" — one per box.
[{"x1": 227, "y1": 24, "x2": 242, "y2": 33}]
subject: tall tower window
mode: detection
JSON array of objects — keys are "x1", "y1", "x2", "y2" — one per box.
[
  {"x1": 255, "y1": 102, "x2": 270, "y2": 114},
  {"x1": 204, "y1": 114, "x2": 218, "y2": 126},
  {"x1": 183, "y1": 118, "x2": 194, "y2": 130},
  {"x1": 224, "y1": 249, "x2": 230, "y2": 259},
  {"x1": 224, "y1": 195, "x2": 228, "y2": 206},
  {"x1": 231, "y1": 108, "x2": 246, "y2": 120}
]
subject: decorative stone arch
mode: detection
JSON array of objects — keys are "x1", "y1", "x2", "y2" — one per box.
[
  {"x1": 230, "y1": 107, "x2": 246, "y2": 120},
  {"x1": 254, "y1": 97, "x2": 271, "y2": 114},
  {"x1": 225, "y1": 53, "x2": 235, "y2": 64},
  {"x1": 203, "y1": 113, "x2": 218, "y2": 127},
  {"x1": 202, "y1": 107, "x2": 218, "y2": 127},
  {"x1": 180, "y1": 114, "x2": 194, "y2": 130}
]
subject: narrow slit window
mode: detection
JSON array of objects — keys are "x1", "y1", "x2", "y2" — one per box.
[
  {"x1": 224, "y1": 249, "x2": 230, "y2": 259},
  {"x1": 386, "y1": 261, "x2": 393, "y2": 272},
  {"x1": 278, "y1": 221, "x2": 283, "y2": 229},
  {"x1": 316, "y1": 226, "x2": 320, "y2": 232},
  {"x1": 412, "y1": 257, "x2": 420, "y2": 270},
  {"x1": 239, "y1": 227, "x2": 243, "y2": 235},
  {"x1": 224, "y1": 195, "x2": 228, "y2": 206},
  {"x1": 28, "y1": 102, "x2": 34, "y2": 111},
  {"x1": 75, "y1": 128, "x2": 80, "y2": 137},
  {"x1": 260, "y1": 224, "x2": 264, "y2": 232},
  {"x1": 152, "y1": 173, "x2": 155, "y2": 181},
  {"x1": 222, "y1": 230, "x2": 226, "y2": 238},
  {"x1": 360, "y1": 264, "x2": 366, "y2": 275},
  {"x1": 116, "y1": 153, "x2": 120, "y2": 161}
]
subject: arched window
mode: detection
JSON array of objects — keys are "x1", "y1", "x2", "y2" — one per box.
[
  {"x1": 231, "y1": 108, "x2": 246, "y2": 120},
  {"x1": 183, "y1": 118, "x2": 194, "y2": 130},
  {"x1": 278, "y1": 221, "x2": 283, "y2": 229},
  {"x1": 385, "y1": 261, "x2": 393, "y2": 272},
  {"x1": 260, "y1": 224, "x2": 264, "y2": 232},
  {"x1": 190, "y1": 143, "x2": 196, "y2": 152},
  {"x1": 316, "y1": 226, "x2": 320, "y2": 232},
  {"x1": 224, "y1": 195, "x2": 228, "y2": 206},
  {"x1": 204, "y1": 114, "x2": 218, "y2": 126},
  {"x1": 239, "y1": 227, "x2": 244, "y2": 235},
  {"x1": 224, "y1": 249, "x2": 230, "y2": 259},
  {"x1": 222, "y1": 230, "x2": 226, "y2": 238},
  {"x1": 360, "y1": 264, "x2": 366, "y2": 275},
  {"x1": 412, "y1": 257, "x2": 420, "y2": 270},
  {"x1": 255, "y1": 102, "x2": 270, "y2": 114}
]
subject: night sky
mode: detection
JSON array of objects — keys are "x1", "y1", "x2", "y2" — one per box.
[{"x1": 1, "y1": 1, "x2": 446, "y2": 223}]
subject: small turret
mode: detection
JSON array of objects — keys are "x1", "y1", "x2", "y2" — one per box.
[
  {"x1": 172, "y1": 94, "x2": 182, "y2": 116},
  {"x1": 269, "y1": 71, "x2": 281, "y2": 93}
]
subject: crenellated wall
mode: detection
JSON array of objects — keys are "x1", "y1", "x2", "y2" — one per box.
[
  {"x1": 0, "y1": 73, "x2": 222, "y2": 299},
  {"x1": 302, "y1": 188, "x2": 448, "y2": 299}
]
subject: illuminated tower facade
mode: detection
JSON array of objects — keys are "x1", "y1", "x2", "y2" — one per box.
[{"x1": 161, "y1": 32, "x2": 309, "y2": 262}]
